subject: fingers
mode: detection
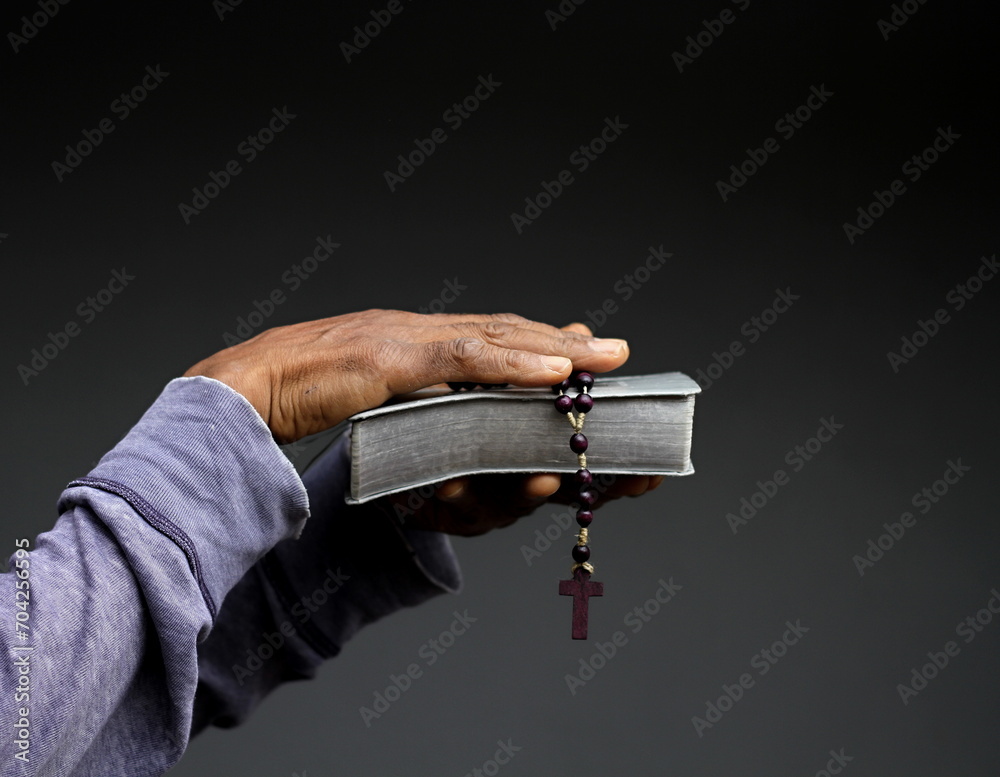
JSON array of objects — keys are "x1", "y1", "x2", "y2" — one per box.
[
  {"x1": 544, "y1": 473, "x2": 662, "y2": 506},
  {"x1": 436, "y1": 478, "x2": 468, "y2": 500},
  {"x1": 398, "y1": 313, "x2": 616, "y2": 364},
  {"x1": 354, "y1": 311, "x2": 627, "y2": 395},
  {"x1": 402, "y1": 312, "x2": 587, "y2": 342},
  {"x1": 522, "y1": 473, "x2": 563, "y2": 500},
  {"x1": 561, "y1": 322, "x2": 593, "y2": 337},
  {"x1": 434, "y1": 474, "x2": 553, "y2": 532},
  {"x1": 438, "y1": 474, "x2": 560, "y2": 508},
  {"x1": 437, "y1": 321, "x2": 627, "y2": 368},
  {"x1": 381, "y1": 331, "x2": 627, "y2": 395}
]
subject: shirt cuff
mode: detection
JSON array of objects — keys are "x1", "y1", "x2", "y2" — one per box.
[
  {"x1": 59, "y1": 375, "x2": 310, "y2": 626},
  {"x1": 260, "y1": 431, "x2": 462, "y2": 659}
]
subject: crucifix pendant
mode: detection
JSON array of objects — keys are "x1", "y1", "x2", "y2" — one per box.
[{"x1": 559, "y1": 567, "x2": 603, "y2": 639}]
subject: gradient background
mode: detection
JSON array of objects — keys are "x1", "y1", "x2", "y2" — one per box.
[{"x1": 3, "y1": 0, "x2": 998, "y2": 775}]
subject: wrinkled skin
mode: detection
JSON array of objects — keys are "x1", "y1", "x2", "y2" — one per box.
[{"x1": 185, "y1": 310, "x2": 661, "y2": 535}]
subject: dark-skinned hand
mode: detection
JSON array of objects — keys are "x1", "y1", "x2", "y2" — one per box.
[{"x1": 183, "y1": 310, "x2": 661, "y2": 535}]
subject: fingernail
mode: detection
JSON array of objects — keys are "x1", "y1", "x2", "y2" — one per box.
[
  {"x1": 437, "y1": 481, "x2": 465, "y2": 500},
  {"x1": 540, "y1": 355, "x2": 572, "y2": 372},
  {"x1": 590, "y1": 338, "x2": 627, "y2": 354}
]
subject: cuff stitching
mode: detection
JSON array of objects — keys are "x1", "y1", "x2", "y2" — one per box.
[{"x1": 67, "y1": 476, "x2": 219, "y2": 620}]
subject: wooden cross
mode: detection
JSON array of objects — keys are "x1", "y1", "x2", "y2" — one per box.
[{"x1": 559, "y1": 568, "x2": 603, "y2": 639}]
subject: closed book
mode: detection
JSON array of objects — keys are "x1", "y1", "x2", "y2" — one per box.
[{"x1": 345, "y1": 371, "x2": 700, "y2": 504}]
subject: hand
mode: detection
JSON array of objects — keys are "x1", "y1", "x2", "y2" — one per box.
[
  {"x1": 387, "y1": 470, "x2": 665, "y2": 537},
  {"x1": 184, "y1": 310, "x2": 629, "y2": 444},
  {"x1": 372, "y1": 321, "x2": 659, "y2": 536}
]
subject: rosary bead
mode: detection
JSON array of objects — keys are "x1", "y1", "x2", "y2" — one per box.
[
  {"x1": 574, "y1": 393, "x2": 594, "y2": 413},
  {"x1": 576, "y1": 509, "x2": 593, "y2": 526},
  {"x1": 579, "y1": 488, "x2": 597, "y2": 506},
  {"x1": 573, "y1": 371, "x2": 595, "y2": 391},
  {"x1": 572, "y1": 545, "x2": 591, "y2": 563},
  {"x1": 569, "y1": 433, "x2": 588, "y2": 453},
  {"x1": 575, "y1": 468, "x2": 592, "y2": 485},
  {"x1": 551, "y1": 378, "x2": 572, "y2": 394},
  {"x1": 554, "y1": 394, "x2": 574, "y2": 413}
]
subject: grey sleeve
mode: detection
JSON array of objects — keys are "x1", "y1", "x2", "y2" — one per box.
[
  {"x1": 190, "y1": 432, "x2": 462, "y2": 735},
  {"x1": 0, "y1": 375, "x2": 459, "y2": 777}
]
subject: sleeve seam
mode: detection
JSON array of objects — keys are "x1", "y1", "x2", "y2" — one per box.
[{"x1": 66, "y1": 476, "x2": 219, "y2": 621}]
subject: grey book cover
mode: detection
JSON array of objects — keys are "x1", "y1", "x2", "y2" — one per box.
[{"x1": 346, "y1": 371, "x2": 701, "y2": 504}]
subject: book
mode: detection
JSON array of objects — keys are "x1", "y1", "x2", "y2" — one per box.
[{"x1": 344, "y1": 371, "x2": 700, "y2": 504}]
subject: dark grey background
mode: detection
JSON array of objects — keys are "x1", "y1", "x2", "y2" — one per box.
[{"x1": 3, "y1": 0, "x2": 998, "y2": 774}]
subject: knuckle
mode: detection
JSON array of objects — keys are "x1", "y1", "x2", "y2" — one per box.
[
  {"x1": 337, "y1": 337, "x2": 395, "y2": 373},
  {"x1": 474, "y1": 320, "x2": 513, "y2": 342},
  {"x1": 449, "y1": 337, "x2": 487, "y2": 365},
  {"x1": 499, "y1": 347, "x2": 527, "y2": 371}
]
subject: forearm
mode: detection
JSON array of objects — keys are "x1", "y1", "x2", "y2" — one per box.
[
  {"x1": 191, "y1": 432, "x2": 462, "y2": 735},
  {"x1": 0, "y1": 376, "x2": 308, "y2": 776}
]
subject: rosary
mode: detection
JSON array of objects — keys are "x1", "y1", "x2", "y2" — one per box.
[{"x1": 449, "y1": 370, "x2": 602, "y2": 640}]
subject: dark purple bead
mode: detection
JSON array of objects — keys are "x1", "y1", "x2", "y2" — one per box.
[
  {"x1": 576, "y1": 509, "x2": 593, "y2": 526},
  {"x1": 575, "y1": 468, "x2": 592, "y2": 485},
  {"x1": 570, "y1": 433, "x2": 588, "y2": 453},
  {"x1": 572, "y1": 545, "x2": 591, "y2": 563},
  {"x1": 573, "y1": 371, "x2": 594, "y2": 391},
  {"x1": 554, "y1": 394, "x2": 574, "y2": 413},
  {"x1": 550, "y1": 378, "x2": 571, "y2": 394},
  {"x1": 579, "y1": 488, "x2": 596, "y2": 506},
  {"x1": 480, "y1": 383, "x2": 508, "y2": 390},
  {"x1": 574, "y1": 393, "x2": 594, "y2": 413}
]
